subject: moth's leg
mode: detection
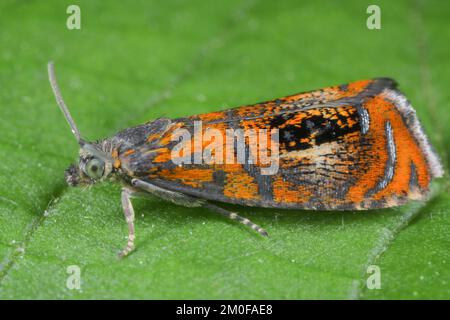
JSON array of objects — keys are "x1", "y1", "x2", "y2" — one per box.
[
  {"x1": 203, "y1": 202, "x2": 269, "y2": 237},
  {"x1": 131, "y1": 179, "x2": 204, "y2": 207},
  {"x1": 131, "y1": 178, "x2": 268, "y2": 237},
  {"x1": 119, "y1": 187, "x2": 136, "y2": 258}
]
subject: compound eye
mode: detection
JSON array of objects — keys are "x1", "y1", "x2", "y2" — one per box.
[{"x1": 85, "y1": 158, "x2": 105, "y2": 179}]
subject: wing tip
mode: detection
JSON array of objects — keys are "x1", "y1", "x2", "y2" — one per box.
[{"x1": 382, "y1": 88, "x2": 444, "y2": 178}]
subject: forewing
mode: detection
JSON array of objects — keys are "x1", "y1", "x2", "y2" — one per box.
[{"x1": 120, "y1": 78, "x2": 442, "y2": 210}]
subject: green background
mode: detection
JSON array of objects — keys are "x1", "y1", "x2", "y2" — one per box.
[{"x1": 0, "y1": 0, "x2": 448, "y2": 299}]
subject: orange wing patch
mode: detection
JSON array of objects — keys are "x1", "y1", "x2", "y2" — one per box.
[
  {"x1": 223, "y1": 168, "x2": 260, "y2": 200},
  {"x1": 155, "y1": 167, "x2": 214, "y2": 188}
]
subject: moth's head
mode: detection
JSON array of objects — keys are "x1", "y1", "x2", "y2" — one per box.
[
  {"x1": 65, "y1": 143, "x2": 114, "y2": 186},
  {"x1": 47, "y1": 62, "x2": 114, "y2": 187}
]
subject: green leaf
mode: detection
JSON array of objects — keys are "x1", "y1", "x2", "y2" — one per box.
[{"x1": 0, "y1": 0, "x2": 448, "y2": 299}]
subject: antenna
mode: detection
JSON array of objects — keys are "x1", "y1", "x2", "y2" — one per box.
[{"x1": 47, "y1": 61, "x2": 84, "y2": 145}]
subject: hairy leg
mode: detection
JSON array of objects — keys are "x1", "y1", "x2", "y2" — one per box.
[
  {"x1": 203, "y1": 202, "x2": 268, "y2": 237},
  {"x1": 119, "y1": 187, "x2": 136, "y2": 258}
]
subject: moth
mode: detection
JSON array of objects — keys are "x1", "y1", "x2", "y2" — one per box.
[{"x1": 48, "y1": 62, "x2": 443, "y2": 257}]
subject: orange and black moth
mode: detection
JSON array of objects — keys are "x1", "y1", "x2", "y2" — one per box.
[{"x1": 48, "y1": 62, "x2": 443, "y2": 257}]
